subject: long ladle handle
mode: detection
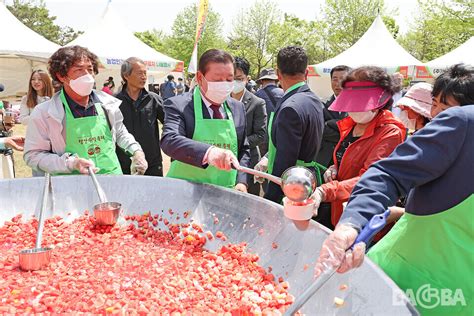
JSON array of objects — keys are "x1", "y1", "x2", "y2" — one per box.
[
  {"x1": 283, "y1": 210, "x2": 392, "y2": 315},
  {"x1": 35, "y1": 173, "x2": 50, "y2": 249},
  {"x1": 236, "y1": 165, "x2": 282, "y2": 185},
  {"x1": 88, "y1": 167, "x2": 108, "y2": 204}
]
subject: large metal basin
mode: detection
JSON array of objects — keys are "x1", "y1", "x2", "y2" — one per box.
[{"x1": 0, "y1": 176, "x2": 418, "y2": 315}]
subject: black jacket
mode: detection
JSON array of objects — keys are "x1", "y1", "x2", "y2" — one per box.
[
  {"x1": 255, "y1": 84, "x2": 284, "y2": 156},
  {"x1": 241, "y1": 90, "x2": 267, "y2": 166},
  {"x1": 264, "y1": 83, "x2": 325, "y2": 203},
  {"x1": 115, "y1": 87, "x2": 164, "y2": 175},
  {"x1": 315, "y1": 95, "x2": 347, "y2": 168},
  {"x1": 161, "y1": 90, "x2": 251, "y2": 185}
]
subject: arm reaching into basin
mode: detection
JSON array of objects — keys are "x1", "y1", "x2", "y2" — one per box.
[{"x1": 313, "y1": 105, "x2": 473, "y2": 316}]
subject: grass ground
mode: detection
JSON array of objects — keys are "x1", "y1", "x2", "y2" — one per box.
[
  {"x1": 10, "y1": 123, "x2": 171, "y2": 178},
  {"x1": 11, "y1": 123, "x2": 31, "y2": 178}
]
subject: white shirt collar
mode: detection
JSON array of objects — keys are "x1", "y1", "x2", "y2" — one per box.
[
  {"x1": 238, "y1": 90, "x2": 245, "y2": 102},
  {"x1": 199, "y1": 90, "x2": 226, "y2": 118},
  {"x1": 200, "y1": 90, "x2": 213, "y2": 108}
]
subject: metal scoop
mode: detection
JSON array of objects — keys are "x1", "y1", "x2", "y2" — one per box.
[
  {"x1": 237, "y1": 166, "x2": 316, "y2": 202},
  {"x1": 283, "y1": 210, "x2": 391, "y2": 315},
  {"x1": 88, "y1": 167, "x2": 121, "y2": 225},
  {"x1": 19, "y1": 173, "x2": 53, "y2": 271}
]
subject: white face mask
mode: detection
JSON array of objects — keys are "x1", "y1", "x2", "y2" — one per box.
[
  {"x1": 233, "y1": 80, "x2": 246, "y2": 94},
  {"x1": 68, "y1": 74, "x2": 95, "y2": 96},
  {"x1": 202, "y1": 77, "x2": 234, "y2": 104},
  {"x1": 398, "y1": 110, "x2": 417, "y2": 130},
  {"x1": 348, "y1": 111, "x2": 377, "y2": 124}
]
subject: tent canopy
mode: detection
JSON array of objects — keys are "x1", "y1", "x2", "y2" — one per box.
[
  {"x1": 0, "y1": 2, "x2": 60, "y2": 60},
  {"x1": 308, "y1": 16, "x2": 422, "y2": 77},
  {"x1": 68, "y1": 3, "x2": 183, "y2": 75},
  {"x1": 0, "y1": 2, "x2": 60, "y2": 97},
  {"x1": 426, "y1": 37, "x2": 474, "y2": 76},
  {"x1": 306, "y1": 16, "x2": 424, "y2": 99}
]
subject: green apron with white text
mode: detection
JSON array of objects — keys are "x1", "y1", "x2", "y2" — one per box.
[
  {"x1": 368, "y1": 195, "x2": 473, "y2": 315},
  {"x1": 166, "y1": 87, "x2": 238, "y2": 188},
  {"x1": 267, "y1": 82, "x2": 326, "y2": 185},
  {"x1": 61, "y1": 90, "x2": 122, "y2": 175}
]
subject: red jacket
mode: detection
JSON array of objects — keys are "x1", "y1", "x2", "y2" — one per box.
[{"x1": 320, "y1": 109, "x2": 406, "y2": 226}]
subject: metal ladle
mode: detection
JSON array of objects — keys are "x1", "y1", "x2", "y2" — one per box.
[
  {"x1": 88, "y1": 167, "x2": 121, "y2": 225},
  {"x1": 236, "y1": 166, "x2": 316, "y2": 202},
  {"x1": 19, "y1": 173, "x2": 53, "y2": 271},
  {"x1": 283, "y1": 210, "x2": 392, "y2": 315}
]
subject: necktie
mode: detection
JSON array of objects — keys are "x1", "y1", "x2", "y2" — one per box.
[{"x1": 210, "y1": 104, "x2": 223, "y2": 119}]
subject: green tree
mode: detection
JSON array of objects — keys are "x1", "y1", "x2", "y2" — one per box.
[
  {"x1": 164, "y1": 4, "x2": 227, "y2": 65},
  {"x1": 398, "y1": 0, "x2": 473, "y2": 62},
  {"x1": 228, "y1": 0, "x2": 282, "y2": 78},
  {"x1": 321, "y1": 0, "x2": 399, "y2": 57},
  {"x1": 134, "y1": 29, "x2": 167, "y2": 53},
  {"x1": 268, "y1": 14, "x2": 328, "y2": 66},
  {"x1": 7, "y1": 0, "x2": 82, "y2": 45}
]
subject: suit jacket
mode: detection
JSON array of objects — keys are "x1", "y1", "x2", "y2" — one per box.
[
  {"x1": 241, "y1": 90, "x2": 267, "y2": 167},
  {"x1": 255, "y1": 84, "x2": 284, "y2": 124},
  {"x1": 161, "y1": 90, "x2": 251, "y2": 185},
  {"x1": 322, "y1": 95, "x2": 346, "y2": 121},
  {"x1": 316, "y1": 95, "x2": 347, "y2": 168},
  {"x1": 264, "y1": 83, "x2": 325, "y2": 203},
  {"x1": 255, "y1": 84, "x2": 284, "y2": 155}
]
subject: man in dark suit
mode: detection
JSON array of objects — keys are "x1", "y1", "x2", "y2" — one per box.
[
  {"x1": 255, "y1": 68, "x2": 284, "y2": 156},
  {"x1": 255, "y1": 46, "x2": 324, "y2": 203},
  {"x1": 231, "y1": 57, "x2": 267, "y2": 195},
  {"x1": 315, "y1": 65, "x2": 351, "y2": 168},
  {"x1": 161, "y1": 49, "x2": 250, "y2": 192},
  {"x1": 314, "y1": 65, "x2": 350, "y2": 229}
]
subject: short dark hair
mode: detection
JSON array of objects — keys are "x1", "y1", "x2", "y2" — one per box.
[
  {"x1": 48, "y1": 46, "x2": 99, "y2": 82},
  {"x1": 234, "y1": 57, "x2": 250, "y2": 76},
  {"x1": 432, "y1": 63, "x2": 474, "y2": 106},
  {"x1": 198, "y1": 49, "x2": 234, "y2": 75},
  {"x1": 277, "y1": 46, "x2": 308, "y2": 76},
  {"x1": 343, "y1": 66, "x2": 396, "y2": 109},
  {"x1": 330, "y1": 65, "x2": 351, "y2": 78},
  {"x1": 167, "y1": 74, "x2": 174, "y2": 81}
]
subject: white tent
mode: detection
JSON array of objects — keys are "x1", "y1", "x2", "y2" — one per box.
[
  {"x1": 425, "y1": 37, "x2": 474, "y2": 77},
  {"x1": 67, "y1": 3, "x2": 183, "y2": 90},
  {"x1": 0, "y1": 2, "x2": 60, "y2": 97},
  {"x1": 307, "y1": 16, "x2": 423, "y2": 99}
]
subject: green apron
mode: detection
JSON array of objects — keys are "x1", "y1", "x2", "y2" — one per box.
[
  {"x1": 166, "y1": 87, "x2": 238, "y2": 188},
  {"x1": 267, "y1": 82, "x2": 326, "y2": 185},
  {"x1": 61, "y1": 90, "x2": 122, "y2": 175},
  {"x1": 368, "y1": 195, "x2": 473, "y2": 315}
]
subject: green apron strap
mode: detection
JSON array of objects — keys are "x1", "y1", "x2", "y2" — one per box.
[
  {"x1": 59, "y1": 89, "x2": 122, "y2": 175},
  {"x1": 296, "y1": 160, "x2": 326, "y2": 186},
  {"x1": 268, "y1": 81, "x2": 306, "y2": 175},
  {"x1": 193, "y1": 88, "x2": 204, "y2": 120},
  {"x1": 167, "y1": 86, "x2": 238, "y2": 188},
  {"x1": 193, "y1": 87, "x2": 232, "y2": 121}
]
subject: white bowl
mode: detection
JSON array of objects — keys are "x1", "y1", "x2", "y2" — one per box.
[{"x1": 283, "y1": 197, "x2": 315, "y2": 220}]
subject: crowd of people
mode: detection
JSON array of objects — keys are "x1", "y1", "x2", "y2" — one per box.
[{"x1": 0, "y1": 44, "x2": 472, "y2": 315}]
